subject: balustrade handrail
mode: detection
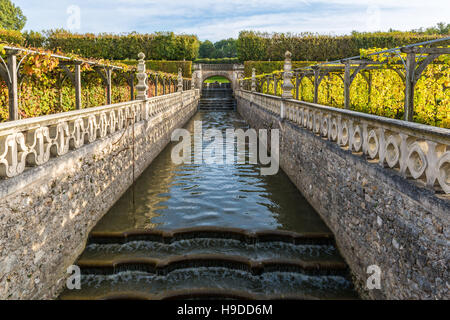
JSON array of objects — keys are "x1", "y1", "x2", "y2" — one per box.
[
  {"x1": 0, "y1": 90, "x2": 196, "y2": 132},
  {"x1": 0, "y1": 89, "x2": 199, "y2": 179},
  {"x1": 0, "y1": 99, "x2": 143, "y2": 133},
  {"x1": 0, "y1": 49, "x2": 193, "y2": 121},
  {"x1": 237, "y1": 89, "x2": 450, "y2": 194},
  {"x1": 239, "y1": 41, "x2": 450, "y2": 123},
  {"x1": 242, "y1": 90, "x2": 450, "y2": 143}
]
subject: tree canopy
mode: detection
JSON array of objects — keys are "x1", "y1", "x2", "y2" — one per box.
[
  {"x1": 199, "y1": 38, "x2": 238, "y2": 58},
  {"x1": 0, "y1": 0, "x2": 26, "y2": 31}
]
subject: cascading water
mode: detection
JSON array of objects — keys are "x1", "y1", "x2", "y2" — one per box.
[
  {"x1": 60, "y1": 90, "x2": 359, "y2": 300},
  {"x1": 199, "y1": 84, "x2": 236, "y2": 111}
]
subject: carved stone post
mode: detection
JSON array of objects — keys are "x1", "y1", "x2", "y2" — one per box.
[
  {"x1": 251, "y1": 68, "x2": 256, "y2": 92},
  {"x1": 178, "y1": 68, "x2": 183, "y2": 92},
  {"x1": 136, "y1": 52, "x2": 148, "y2": 100},
  {"x1": 281, "y1": 51, "x2": 294, "y2": 120},
  {"x1": 282, "y1": 51, "x2": 294, "y2": 99}
]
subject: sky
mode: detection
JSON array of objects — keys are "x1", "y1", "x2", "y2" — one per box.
[{"x1": 14, "y1": 0, "x2": 450, "y2": 41}]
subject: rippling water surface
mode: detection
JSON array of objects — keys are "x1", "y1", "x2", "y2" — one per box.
[{"x1": 93, "y1": 111, "x2": 329, "y2": 233}]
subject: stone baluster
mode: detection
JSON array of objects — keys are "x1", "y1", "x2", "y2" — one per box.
[
  {"x1": 136, "y1": 52, "x2": 148, "y2": 100},
  {"x1": 178, "y1": 68, "x2": 183, "y2": 92},
  {"x1": 251, "y1": 68, "x2": 256, "y2": 92},
  {"x1": 281, "y1": 51, "x2": 294, "y2": 119},
  {"x1": 192, "y1": 73, "x2": 197, "y2": 89},
  {"x1": 282, "y1": 51, "x2": 294, "y2": 99}
]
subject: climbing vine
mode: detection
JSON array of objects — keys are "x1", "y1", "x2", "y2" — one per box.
[
  {"x1": 245, "y1": 47, "x2": 450, "y2": 128},
  {"x1": 0, "y1": 44, "x2": 184, "y2": 122}
]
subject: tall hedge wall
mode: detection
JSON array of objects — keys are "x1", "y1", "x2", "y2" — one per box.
[
  {"x1": 44, "y1": 30, "x2": 199, "y2": 61},
  {"x1": 0, "y1": 28, "x2": 24, "y2": 45},
  {"x1": 0, "y1": 29, "x2": 199, "y2": 61},
  {"x1": 0, "y1": 29, "x2": 46, "y2": 48},
  {"x1": 194, "y1": 57, "x2": 241, "y2": 64},
  {"x1": 244, "y1": 61, "x2": 317, "y2": 77},
  {"x1": 120, "y1": 60, "x2": 192, "y2": 77},
  {"x1": 237, "y1": 31, "x2": 449, "y2": 61}
]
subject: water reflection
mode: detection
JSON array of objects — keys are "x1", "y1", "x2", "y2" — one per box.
[{"x1": 93, "y1": 111, "x2": 329, "y2": 233}]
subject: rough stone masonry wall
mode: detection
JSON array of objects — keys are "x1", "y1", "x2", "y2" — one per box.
[
  {"x1": 0, "y1": 94, "x2": 199, "y2": 300},
  {"x1": 237, "y1": 97, "x2": 449, "y2": 300}
]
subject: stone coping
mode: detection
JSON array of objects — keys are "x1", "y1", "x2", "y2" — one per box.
[
  {"x1": 0, "y1": 90, "x2": 199, "y2": 179},
  {"x1": 237, "y1": 89, "x2": 450, "y2": 194}
]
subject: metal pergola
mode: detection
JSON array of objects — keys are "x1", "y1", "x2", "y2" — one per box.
[
  {"x1": 0, "y1": 45, "x2": 192, "y2": 121},
  {"x1": 244, "y1": 37, "x2": 450, "y2": 122}
]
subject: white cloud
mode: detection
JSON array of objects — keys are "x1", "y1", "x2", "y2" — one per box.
[{"x1": 14, "y1": 0, "x2": 450, "y2": 41}]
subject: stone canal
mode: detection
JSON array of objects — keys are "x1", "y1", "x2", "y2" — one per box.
[{"x1": 60, "y1": 110, "x2": 359, "y2": 300}]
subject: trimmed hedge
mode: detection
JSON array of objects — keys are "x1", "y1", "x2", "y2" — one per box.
[
  {"x1": 194, "y1": 57, "x2": 241, "y2": 64},
  {"x1": 0, "y1": 28, "x2": 24, "y2": 45},
  {"x1": 119, "y1": 60, "x2": 192, "y2": 77},
  {"x1": 0, "y1": 29, "x2": 45, "y2": 48},
  {"x1": 244, "y1": 61, "x2": 317, "y2": 77},
  {"x1": 147, "y1": 60, "x2": 192, "y2": 77},
  {"x1": 23, "y1": 31, "x2": 45, "y2": 48},
  {"x1": 44, "y1": 30, "x2": 199, "y2": 61},
  {"x1": 237, "y1": 31, "x2": 449, "y2": 61}
]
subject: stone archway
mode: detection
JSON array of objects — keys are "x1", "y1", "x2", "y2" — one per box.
[{"x1": 192, "y1": 64, "x2": 245, "y2": 91}]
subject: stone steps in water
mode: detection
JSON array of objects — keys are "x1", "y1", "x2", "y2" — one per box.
[
  {"x1": 78, "y1": 239, "x2": 342, "y2": 263},
  {"x1": 76, "y1": 254, "x2": 348, "y2": 276},
  {"x1": 199, "y1": 102, "x2": 235, "y2": 111},
  {"x1": 87, "y1": 227, "x2": 336, "y2": 245},
  {"x1": 59, "y1": 227, "x2": 359, "y2": 300},
  {"x1": 60, "y1": 286, "x2": 358, "y2": 301},
  {"x1": 60, "y1": 288, "x2": 322, "y2": 300},
  {"x1": 59, "y1": 266, "x2": 358, "y2": 300},
  {"x1": 199, "y1": 88, "x2": 236, "y2": 111},
  {"x1": 80, "y1": 227, "x2": 341, "y2": 263}
]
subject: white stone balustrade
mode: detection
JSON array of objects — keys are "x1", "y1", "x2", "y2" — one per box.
[
  {"x1": 0, "y1": 90, "x2": 199, "y2": 179},
  {"x1": 237, "y1": 90, "x2": 450, "y2": 194}
]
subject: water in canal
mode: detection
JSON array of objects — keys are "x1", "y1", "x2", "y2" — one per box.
[
  {"x1": 93, "y1": 111, "x2": 328, "y2": 234},
  {"x1": 61, "y1": 109, "x2": 359, "y2": 300}
]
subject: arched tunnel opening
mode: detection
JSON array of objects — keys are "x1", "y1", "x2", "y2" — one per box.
[{"x1": 200, "y1": 76, "x2": 236, "y2": 111}]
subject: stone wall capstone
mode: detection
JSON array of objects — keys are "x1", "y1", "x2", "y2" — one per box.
[
  {"x1": 0, "y1": 90, "x2": 199, "y2": 299},
  {"x1": 236, "y1": 91, "x2": 449, "y2": 300}
]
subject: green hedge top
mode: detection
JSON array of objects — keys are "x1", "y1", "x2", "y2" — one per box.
[
  {"x1": 0, "y1": 27, "x2": 24, "y2": 45},
  {"x1": 244, "y1": 61, "x2": 317, "y2": 77},
  {"x1": 0, "y1": 29, "x2": 46, "y2": 48},
  {"x1": 119, "y1": 60, "x2": 192, "y2": 78},
  {"x1": 0, "y1": 29, "x2": 200, "y2": 61},
  {"x1": 194, "y1": 57, "x2": 241, "y2": 64},
  {"x1": 44, "y1": 30, "x2": 199, "y2": 61},
  {"x1": 237, "y1": 31, "x2": 448, "y2": 61}
]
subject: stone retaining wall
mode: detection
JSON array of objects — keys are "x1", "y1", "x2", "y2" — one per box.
[
  {"x1": 0, "y1": 91, "x2": 199, "y2": 299},
  {"x1": 236, "y1": 93, "x2": 449, "y2": 300}
]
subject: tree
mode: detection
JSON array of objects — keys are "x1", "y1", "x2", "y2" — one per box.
[
  {"x1": 214, "y1": 39, "x2": 237, "y2": 58},
  {"x1": 199, "y1": 40, "x2": 216, "y2": 58},
  {"x1": 0, "y1": 0, "x2": 26, "y2": 31},
  {"x1": 411, "y1": 22, "x2": 449, "y2": 35},
  {"x1": 425, "y1": 22, "x2": 450, "y2": 35}
]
